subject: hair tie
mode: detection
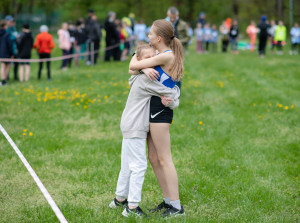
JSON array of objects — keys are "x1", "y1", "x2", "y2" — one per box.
[{"x1": 171, "y1": 36, "x2": 175, "y2": 40}]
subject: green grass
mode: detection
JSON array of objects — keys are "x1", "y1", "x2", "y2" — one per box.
[{"x1": 0, "y1": 43, "x2": 299, "y2": 222}]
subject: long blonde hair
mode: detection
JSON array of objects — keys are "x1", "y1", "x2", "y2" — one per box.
[{"x1": 152, "y1": 19, "x2": 184, "y2": 82}]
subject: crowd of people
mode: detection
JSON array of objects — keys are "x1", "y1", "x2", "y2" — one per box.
[
  {"x1": 0, "y1": 9, "x2": 299, "y2": 86},
  {"x1": 194, "y1": 13, "x2": 300, "y2": 58}
]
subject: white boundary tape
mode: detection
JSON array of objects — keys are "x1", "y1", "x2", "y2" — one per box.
[{"x1": 0, "y1": 124, "x2": 68, "y2": 223}]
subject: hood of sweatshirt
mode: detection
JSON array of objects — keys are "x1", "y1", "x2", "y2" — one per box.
[{"x1": 128, "y1": 74, "x2": 140, "y2": 87}]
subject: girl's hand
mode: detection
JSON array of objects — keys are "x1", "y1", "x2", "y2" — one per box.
[
  {"x1": 142, "y1": 68, "x2": 160, "y2": 81},
  {"x1": 161, "y1": 96, "x2": 173, "y2": 107}
]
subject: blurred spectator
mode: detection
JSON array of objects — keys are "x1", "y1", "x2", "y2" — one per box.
[
  {"x1": 134, "y1": 19, "x2": 147, "y2": 43},
  {"x1": 167, "y1": 6, "x2": 190, "y2": 54},
  {"x1": 58, "y1": 22, "x2": 71, "y2": 70},
  {"x1": 5, "y1": 15, "x2": 18, "y2": 81},
  {"x1": 229, "y1": 20, "x2": 239, "y2": 54},
  {"x1": 211, "y1": 24, "x2": 218, "y2": 52},
  {"x1": 17, "y1": 23, "x2": 33, "y2": 82},
  {"x1": 274, "y1": 20, "x2": 286, "y2": 55},
  {"x1": 220, "y1": 20, "x2": 229, "y2": 52},
  {"x1": 290, "y1": 23, "x2": 300, "y2": 55},
  {"x1": 33, "y1": 25, "x2": 55, "y2": 80},
  {"x1": 0, "y1": 20, "x2": 13, "y2": 86},
  {"x1": 74, "y1": 20, "x2": 87, "y2": 67},
  {"x1": 257, "y1": 15, "x2": 270, "y2": 58},
  {"x1": 68, "y1": 21, "x2": 76, "y2": 67},
  {"x1": 128, "y1": 13, "x2": 135, "y2": 32},
  {"x1": 195, "y1": 23, "x2": 203, "y2": 53},
  {"x1": 86, "y1": 15, "x2": 101, "y2": 65},
  {"x1": 269, "y1": 20, "x2": 277, "y2": 53},
  {"x1": 122, "y1": 17, "x2": 134, "y2": 55},
  {"x1": 78, "y1": 18, "x2": 87, "y2": 60},
  {"x1": 246, "y1": 21, "x2": 258, "y2": 52},
  {"x1": 121, "y1": 20, "x2": 132, "y2": 61},
  {"x1": 187, "y1": 22, "x2": 193, "y2": 46},
  {"x1": 203, "y1": 23, "x2": 211, "y2": 53},
  {"x1": 197, "y1": 12, "x2": 206, "y2": 27},
  {"x1": 104, "y1": 11, "x2": 120, "y2": 61}
]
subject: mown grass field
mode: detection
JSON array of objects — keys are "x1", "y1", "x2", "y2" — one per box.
[{"x1": 0, "y1": 42, "x2": 299, "y2": 222}]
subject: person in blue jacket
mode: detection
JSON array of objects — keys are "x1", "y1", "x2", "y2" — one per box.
[
  {"x1": 5, "y1": 15, "x2": 19, "y2": 81},
  {"x1": 0, "y1": 20, "x2": 13, "y2": 86}
]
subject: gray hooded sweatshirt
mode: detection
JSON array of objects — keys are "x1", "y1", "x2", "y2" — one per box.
[{"x1": 120, "y1": 74, "x2": 180, "y2": 139}]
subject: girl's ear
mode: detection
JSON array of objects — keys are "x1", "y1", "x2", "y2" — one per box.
[{"x1": 157, "y1": 36, "x2": 162, "y2": 42}]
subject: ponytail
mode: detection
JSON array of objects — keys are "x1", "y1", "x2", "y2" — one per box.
[
  {"x1": 169, "y1": 37, "x2": 184, "y2": 82},
  {"x1": 152, "y1": 19, "x2": 184, "y2": 82}
]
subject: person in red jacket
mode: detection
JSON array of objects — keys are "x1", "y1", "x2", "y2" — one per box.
[{"x1": 33, "y1": 25, "x2": 55, "y2": 80}]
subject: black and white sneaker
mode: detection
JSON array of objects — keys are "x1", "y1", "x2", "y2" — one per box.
[
  {"x1": 108, "y1": 197, "x2": 128, "y2": 209},
  {"x1": 149, "y1": 201, "x2": 172, "y2": 212},
  {"x1": 122, "y1": 206, "x2": 146, "y2": 217},
  {"x1": 163, "y1": 205, "x2": 185, "y2": 218}
]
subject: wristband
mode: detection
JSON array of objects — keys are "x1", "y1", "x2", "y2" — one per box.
[{"x1": 138, "y1": 69, "x2": 144, "y2": 74}]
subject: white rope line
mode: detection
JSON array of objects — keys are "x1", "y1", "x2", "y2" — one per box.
[{"x1": 0, "y1": 124, "x2": 68, "y2": 223}]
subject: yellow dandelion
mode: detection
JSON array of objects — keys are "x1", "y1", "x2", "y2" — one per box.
[
  {"x1": 285, "y1": 106, "x2": 289, "y2": 110},
  {"x1": 199, "y1": 121, "x2": 203, "y2": 125},
  {"x1": 291, "y1": 104, "x2": 295, "y2": 109},
  {"x1": 278, "y1": 104, "x2": 283, "y2": 108},
  {"x1": 29, "y1": 132, "x2": 33, "y2": 136},
  {"x1": 76, "y1": 102, "x2": 80, "y2": 106},
  {"x1": 253, "y1": 103, "x2": 256, "y2": 106},
  {"x1": 104, "y1": 96, "x2": 108, "y2": 99},
  {"x1": 97, "y1": 99, "x2": 101, "y2": 103},
  {"x1": 23, "y1": 133, "x2": 26, "y2": 136},
  {"x1": 18, "y1": 102, "x2": 21, "y2": 105},
  {"x1": 181, "y1": 125, "x2": 184, "y2": 127}
]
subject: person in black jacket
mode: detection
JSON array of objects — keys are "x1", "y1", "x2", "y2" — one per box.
[
  {"x1": 104, "y1": 11, "x2": 120, "y2": 61},
  {"x1": 257, "y1": 15, "x2": 270, "y2": 58},
  {"x1": 17, "y1": 23, "x2": 33, "y2": 82},
  {"x1": 0, "y1": 20, "x2": 13, "y2": 86},
  {"x1": 229, "y1": 20, "x2": 239, "y2": 54},
  {"x1": 74, "y1": 20, "x2": 87, "y2": 67}
]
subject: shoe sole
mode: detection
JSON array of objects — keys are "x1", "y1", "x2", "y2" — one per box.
[
  {"x1": 164, "y1": 212, "x2": 186, "y2": 218},
  {"x1": 122, "y1": 208, "x2": 143, "y2": 218},
  {"x1": 108, "y1": 200, "x2": 117, "y2": 209},
  {"x1": 122, "y1": 208, "x2": 129, "y2": 217}
]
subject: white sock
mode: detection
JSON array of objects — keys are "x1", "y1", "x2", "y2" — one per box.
[
  {"x1": 164, "y1": 197, "x2": 171, "y2": 204},
  {"x1": 170, "y1": 199, "x2": 181, "y2": 210}
]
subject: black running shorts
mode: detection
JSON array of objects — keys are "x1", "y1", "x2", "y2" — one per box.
[{"x1": 149, "y1": 96, "x2": 173, "y2": 124}]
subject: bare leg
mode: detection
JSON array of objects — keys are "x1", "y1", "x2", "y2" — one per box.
[
  {"x1": 19, "y1": 65, "x2": 24, "y2": 82},
  {"x1": 1, "y1": 63, "x2": 5, "y2": 81},
  {"x1": 4, "y1": 64, "x2": 10, "y2": 80},
  {"x1": 149, "y1": 123, "x2": 179, "y2": 201},
  {"x1": 25, "y1": 65, "x2": 30, "y2": 81},
  {"x1": 147, "y1": 134, "x2": 169, "y2": 198}
]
